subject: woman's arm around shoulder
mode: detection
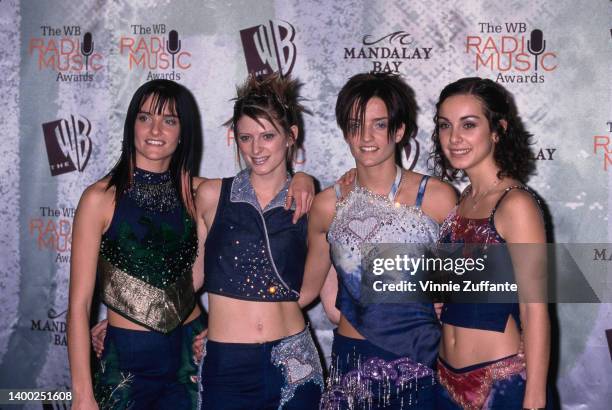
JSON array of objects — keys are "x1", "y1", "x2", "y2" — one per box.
[{"x1": 286, "y1": 172, "x2": 316, "y2": 223}]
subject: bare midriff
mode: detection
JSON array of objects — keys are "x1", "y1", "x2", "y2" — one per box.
[
  {"x1": 207, "y1": 294, "x2": 305, "y2": 343},
  {"x1": 107, "y1": 305, "x2": 202, "y2": 331},
  {"x1": 439, "y1": 316, "x2": 521, "y2": 368}
]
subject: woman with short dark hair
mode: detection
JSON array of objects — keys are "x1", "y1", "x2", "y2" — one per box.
[{"x1": 300, "y1": 72, "x2": 457, "y2": 409}]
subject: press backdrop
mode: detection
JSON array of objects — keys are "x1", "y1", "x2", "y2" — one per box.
[{"x1": 0, "y1": 1, "x2": 611, "y2": 408}]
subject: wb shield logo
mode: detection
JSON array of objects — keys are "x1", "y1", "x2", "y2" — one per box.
[
  {"x1": 42, "y1": 115, "x2": 92, "y2": 176},
  {"x1": 240, "y1": 20, "x2": 297, "y2": 76}
]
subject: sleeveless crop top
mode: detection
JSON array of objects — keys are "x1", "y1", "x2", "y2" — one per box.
[
  {"x1": 328, "y1": 167, "x2": 441, "y2": 368},
  {"x1": 98, "y1": 168, "x2": 198, "y2": 333},
  {"x1": 203, "y1": 169, "x2": 307, "y2": 302},
  {"x1": 438, "y1": 185, "x2": 540, "y2": 332}
]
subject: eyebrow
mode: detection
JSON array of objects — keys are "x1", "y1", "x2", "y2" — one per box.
[
  {"x1": 437, "y1": 115, "x2": 481, "y2": 121},
  {"x1": 138, "y1": 110, "x2": 178, "y2": 118},
  {"x1": 349, "y1": 116, "x2": 388, "y2": 122}
]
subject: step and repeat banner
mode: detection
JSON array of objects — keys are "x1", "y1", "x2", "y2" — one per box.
[{"x1": 0, "y1": 0, "x2": 611, "y2": 408}]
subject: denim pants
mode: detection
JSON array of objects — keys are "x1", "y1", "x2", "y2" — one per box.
[
  {"x1": 200, "y1": 327, "x2": 324, "y2": 409},
  {"x1": 321, "y1": 331, "x2": 436, "y2": 410},
  {"x1": 94, "y1": 315, "x2": 206, "y2": 410}
]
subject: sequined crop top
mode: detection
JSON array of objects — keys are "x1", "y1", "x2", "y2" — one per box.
[
  {"x1": 98, "y1": 168, "x2": 198, "y2": 333},
  {"x1": 203, "y1": 169, "x2": 307, "y2": 302},
  {"x1": 438, "y1": 185, "x2": 539, "y2": 332},
  {"x1": 328, "y1": 167, "x2": 441, "y2": 368}
]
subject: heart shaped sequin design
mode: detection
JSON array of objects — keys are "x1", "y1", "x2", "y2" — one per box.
[
  {"x1": 348, "y1": 217, "x2": 380, "y2": 240},
  {"x1": 286, "y1": 357, "x2": 314, "y2": 383}
]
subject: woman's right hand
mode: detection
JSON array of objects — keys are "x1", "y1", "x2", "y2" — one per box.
[
  {"x1": 71, "y1": 395, "x2": 99, "y2": 410},
  {"x1": 90, "y1": 319, "x2": 108, "y2": 359},
  {"x1": 192, "y1": 329, "x2": 208, "y2": 362},
  {"x1": 337, "y1": 168, "x2": 356, "y2": 186}
]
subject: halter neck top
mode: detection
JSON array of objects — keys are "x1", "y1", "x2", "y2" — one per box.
[
  {"x1": 98, "y1": 168, "x2": 198, "y2": 333},
  {"x1": 328, "y1": 167, "x2": 441, "y2": 367}
]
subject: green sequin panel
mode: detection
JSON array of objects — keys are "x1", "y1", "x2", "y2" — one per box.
[{"x1": 100, "y1": 208, "x2": 197, "y2": 289}]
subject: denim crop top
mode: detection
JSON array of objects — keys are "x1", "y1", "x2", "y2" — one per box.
[
  {"x1": 328, "y1": 168, "x2": 441, "y2": 368},
  {"x1": 438, "y1": 185, "x2": 540, "y2": 332},
  {"x1": 203, "y1": 169, "x2": 307, "y2": 302}
]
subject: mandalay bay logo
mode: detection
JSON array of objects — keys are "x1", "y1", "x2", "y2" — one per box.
[
  {"x1": 42, "y1": 114, "x2": 93, "y2": 176},
  {"x1": 344, "y1": 31, "x2": 433, "y2": 73}
]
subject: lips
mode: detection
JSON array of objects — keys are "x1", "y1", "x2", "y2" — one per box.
[
  {"x1": 145, "y1": 139, "x2": 165, "y2": 146},
  {"x1": 359, "y1": 146, "x2": 379, "y2": 152},
  {"x1": 251, "y1": 156, "x2": 270, "y2": 166},
  {"x1": 449, "y1": 148, "x2": 471, "y2": 156}
]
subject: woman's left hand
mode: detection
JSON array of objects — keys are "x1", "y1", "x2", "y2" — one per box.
[
  {"x1": 286, "y1": 172, "x2": 315, "y2": 223},
  {"x1": 434, "y1": 303, "x2": 443, "y2": 321}
]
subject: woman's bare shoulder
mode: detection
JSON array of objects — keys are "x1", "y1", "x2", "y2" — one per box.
[
  {"x1": 195, "y1": 177, "x2": 222, "y2": 206},
  {"x1": 79, "y1": 177, "x2": 114, "y2": 207}
]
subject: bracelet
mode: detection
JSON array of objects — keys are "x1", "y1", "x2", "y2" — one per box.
[{"x1": 523, "y1": 408, "x2": 545, "y2": 410}]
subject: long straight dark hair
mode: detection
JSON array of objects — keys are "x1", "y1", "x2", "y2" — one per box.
[{"x1": 106, "y1": 79, "x2": 201, "y2": 217}]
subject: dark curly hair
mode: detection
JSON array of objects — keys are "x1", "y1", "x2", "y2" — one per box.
[
  {"x1": 225, "y1": 73, "x2": 308, "y2": 168},
  {"x1": 430, "y1": 77, "x2": 535, "y2": 182},
  {"x1": 335, "y1": 72, "x2": 418, "y2": 148}
]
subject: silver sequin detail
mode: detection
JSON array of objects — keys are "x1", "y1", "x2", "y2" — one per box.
[
  {"x1": 127, "y1": 168, "x2": 180, "y2": 213},
  {"x1": 324, "y1": 171, "x2": 439, "y2": 409},
  {"x1": 321, "y1": 354, "x2": 435, "y2": 409},
  {"x1": 229, "y1": 169, "x2": 300, "y2": 299},
  {"x1": 271, "y1": 327, "x2": 324, "y2": 409},
  {"x1": 328, "y1": 179, "x2": 439, "y2": 300}
]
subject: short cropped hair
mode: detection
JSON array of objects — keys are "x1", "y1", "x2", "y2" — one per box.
[{"x1": 335, "y1": 72, "x2": 418, "y2": 147}]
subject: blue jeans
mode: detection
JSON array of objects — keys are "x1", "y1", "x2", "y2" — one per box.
[
  {"x1": 94, "y1": 315, "x2": 205, "y2": 410},
  {"x1": 321, "y1": 331, "x2": 436, "y2": 409},
  {"x1": 200, "y1": 327, "x2": 324, "y2": 409}
]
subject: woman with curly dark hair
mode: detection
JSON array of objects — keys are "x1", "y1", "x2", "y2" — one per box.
[{"x1": 431, "y1": 77, "x2": 550, "y2": 409}]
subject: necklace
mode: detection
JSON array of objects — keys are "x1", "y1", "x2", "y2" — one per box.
[
  {"x1": 355, "y1": 165, "x2": 403, "y2": 202},
  {"x1": 467, "y1": 178, "x2": 501, "y2": 211}
]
